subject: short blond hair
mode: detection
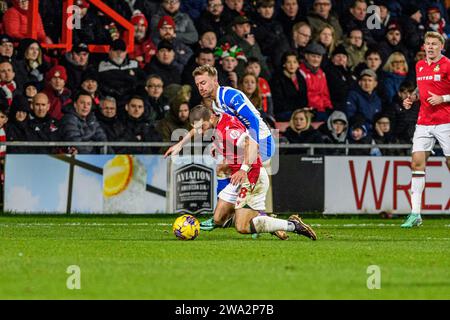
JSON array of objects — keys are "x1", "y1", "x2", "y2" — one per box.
[
  {"x1": 383, "y1": 51, "x2": 408, "y2": 73},
  {"x1": 424, "y1": 31, "x2": 445, "y2": 45},
  {"x1": 192, "y1": 64, "x2": 218, "y2": 78}
]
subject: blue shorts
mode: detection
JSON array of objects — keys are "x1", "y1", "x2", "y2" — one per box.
[{"x1": 260, "y1": 135, "x2": 275, "y2": 162}]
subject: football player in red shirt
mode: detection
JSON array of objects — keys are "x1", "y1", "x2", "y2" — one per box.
[
  {"x1": 189, "y1": 105, "x2": 317, "y2": 240},
  {"x1": 402, "y1": 32, "x2": 450, "y2": 228}
]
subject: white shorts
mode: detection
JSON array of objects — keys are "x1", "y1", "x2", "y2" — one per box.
[
  {"x1": 218, "y1": 167, "x2": 269, "y2": 211},
  {"x1": 412, "y1": 124, "x2": 450, "y2": 156}
]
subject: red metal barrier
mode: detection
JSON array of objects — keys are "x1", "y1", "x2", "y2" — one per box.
[{"x1": 28, "y1": 0, "x2": 135, "y2": 54}]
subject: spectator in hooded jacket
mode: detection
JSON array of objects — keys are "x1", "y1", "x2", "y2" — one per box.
[
  {"x1": 319, "y1": 110, "x2": 349, "y2": 155},
  {"x1": 42, "y1": 65, "x2": 72, "y2": 121},
  {"x1": 150, "y1": 0, "x2": 198, "y2": 45},
  {"x1": 14, "y1": 39, "x2": 50, "y2": 86},
  {"x1": 128, "y1": 10, "x2": 157, "y2": 69},
  {"x1": 5, "y1": 94, "x2": 31, "y2": 153},
  {"x1": 283, "y1": 109, "x2": 324, "y2": 154},
  {"x1": 346, "y1": 69, "x2": 382, "y2": 133},
  {"x1": 3, "y1": 0, "x2": 51, "y2": 43},
  {"x1": 156, "y1": 96, "x2": 191, "y2": 143},
  {"x1": 270, "y1": 50, "x2": 308, "y2": 121},
  {"x1": 299, "y1": 42, "x2": 333, "y2": 121},
  {"x1": 98, "y1": 39, "x2": 144, "y2": 110},
  {"x1": 60, "y1": 91, "x2": 107, "y2": 154}
]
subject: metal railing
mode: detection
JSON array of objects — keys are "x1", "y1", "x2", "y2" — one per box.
[{"x1": 0, "y1": 141, "x2": 423, "y2": 156}]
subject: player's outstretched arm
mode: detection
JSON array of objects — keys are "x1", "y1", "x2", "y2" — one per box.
[{"x1": 164, "y1": 128, "x2": 196, "y2": 158}]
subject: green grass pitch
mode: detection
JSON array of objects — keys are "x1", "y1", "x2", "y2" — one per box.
[{"x1": 1, "y1": 215, "x2": 450, "y2": 299}]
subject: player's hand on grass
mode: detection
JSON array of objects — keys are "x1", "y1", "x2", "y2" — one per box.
[
  {"x1": 427, "y1": 91, "x2": 444, "y2": 106},
  {"x1": 231, "y1": 170, "x2": 247, "y2": 186}
]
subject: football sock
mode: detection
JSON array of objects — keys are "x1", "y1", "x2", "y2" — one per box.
[
  {"x1": 411, "y1": 171, "x2": 425, "y2": 216},
  {"x1": 250, "y1": 216, "x2": 295, "y2": 233}
]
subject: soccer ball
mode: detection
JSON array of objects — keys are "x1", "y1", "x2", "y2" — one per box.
[{"x1": 173, "y1": 214, "x2": 200, "y2": 240}]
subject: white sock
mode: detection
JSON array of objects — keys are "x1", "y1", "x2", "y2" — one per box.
[
  {"x1": 411, "y1": 172, "x2": 425, "y2": 215},
  {"x1": 251, "y1": 216, "x2": 295, "y2": 233}
]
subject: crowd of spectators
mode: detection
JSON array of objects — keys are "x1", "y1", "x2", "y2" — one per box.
[{"x1": 0, "y1": 0, "x2": 449, "y2": 156}]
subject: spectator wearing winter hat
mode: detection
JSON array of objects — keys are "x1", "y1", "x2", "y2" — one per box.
[
  {"x1": 299, "y1": 42, "x2": 333, "y2": 121},
  {"x1": 399, "y1": 4, "x2": 426, "y2": 54},
  {"x1": 347, "y1": 121, "x2": 375, "y2": 156},
  {"x1": 319, "y1": 110, "x2": 349, "y2": 155},
  {"x1": 0, "y1": 60, "x2": 19, "y2": 106},
  {"x1": 98, "y1": 39, "x2": 145, "y2": 109},
  {"x1": 80, "y1": 70, "x2": 101, "y2": 110},
  {"x1": 219, "y1": 15, "x2": 270, "y2": 79},
  {"x1": 129, "y1": 10, "x2": 157, "y2": 69},
  {"x1": 61, "y1": 43, "x2": 93, "y2": 92},
  {"x1": 426, "y1": 7, "x2": 450, "y2": 40},
  {"x1": 42, "y1": 65, "x2": 72, "y2": 121},
  {"x1": 6, "y1": 94, "x2": 31, "y2": 153},
  {"x1": 151, "y1": 0, "x2": 199, "y2": 45},
  {"x1": 324, "y1": 44, "x2": 356, "y2": 112},
  {"x1": 378, "y1": 22, "x2": 409, "y2": 63},
  {"x1": 154, "y1": 15, "x2": 193, "y2": 70},
  {"x1": 214, "y1": 42, "x2": 246, "y2": 88},
  {"x1": 3, "y1": 0, "x2": 51, "y2": 43},
  {"x1": 23, "y1": 80, "x2": 40, "y2": 104},
  {"x1": 145, "y1": 40, "x2": 181, "y2": 87}
]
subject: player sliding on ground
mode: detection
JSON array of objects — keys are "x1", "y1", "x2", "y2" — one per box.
[
  {"x1": 189, "y1": 105, "x2": 317, "y2": 240},
  {"x1": 165, "y1": 65, "x2": 282, "y2": 237},
  {"x1": 402, "y1": 31, "x2": 450, "y2": 228}
]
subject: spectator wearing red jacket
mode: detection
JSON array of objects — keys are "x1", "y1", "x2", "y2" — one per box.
[
  {"x1": 129, "y1": 10, "x2": 157, "y2": 69},
  {"x1": 3, "y1": 0, "x2": 51, "y2": 43},
  {"x1": 299, "y1": 42, "x2": 333, "y2": 121},
  {"x1": 42, "y1": 65, "x2": 72, "y2": 121}
]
